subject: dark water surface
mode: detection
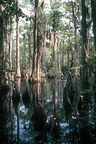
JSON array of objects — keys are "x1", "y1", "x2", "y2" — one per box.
[{"x1": 0, "y1": 79, "x2": 96, "y2": 144}]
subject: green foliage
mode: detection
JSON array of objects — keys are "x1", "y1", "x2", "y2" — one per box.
[
  {"x1": 61, "y1": 65, "x2": 68, "y2": 75},
  {"x1": 1, "y1": 0, "x2": 15, "y2": 5},
  {"x1": 1, "y1": 0, "x2": 17, "y2": 16},
  {"x1": 45, "y1": 53, "x2": 54, "y2": 73},
  {"x1": 51, "y1": 0, "x2": 62, "y2": 10},
  {"x1": 49, "y1": 0, "x2": 63, "y2": 32},
  {"x1": 50, "y1": 10, "x2": 63, "y2": 32}
]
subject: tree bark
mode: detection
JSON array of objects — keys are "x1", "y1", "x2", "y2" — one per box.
[
  {"x1": 16, "y1": 0, "x2": 21, "y2": 77},
  {"x1": 0, "y1": 14, "x2": 4, "y2": 84},
  {"x1": 91, "y1": 0, "x2": 96, "y2": 88},
  {"x1": 32, "y1": 0, "x2": 42, "y2": 82},
  {"x1": 81, "y1": 0, "x2": 89, "y2": 90}
]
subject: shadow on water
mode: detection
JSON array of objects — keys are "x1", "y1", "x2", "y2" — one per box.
[{"x1": 0, "y1": 78, "x2": 96, "y2": 143}]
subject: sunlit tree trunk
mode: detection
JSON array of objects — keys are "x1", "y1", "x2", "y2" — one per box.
[
  {"x1": 32, "y1": 0, "x2": 43, "y2": 82},
  {"x1": 9, "y1": 18, "x2": 13, "y2": 70},
  {"x1": 16, "y1": 0, "x2": 21, "y2": 78},
  {"x1": 32, "y1": 0, "x2": 38, "y2": 81},
  {"x1": 71, "y1": 1, "x2": 80, "y2": 73},
  {"x1": 53, "y1": 31, "x2": 61, "y2": 78},
  {"x1": 27, "y1": 31, "x2": 32, "y2": 74},
  {"x1": 37, "y1": 26, "x2": 42, "y2": 81},
  {"x1": 8, "y1": 17, "x2": 13, "y2": 81}
]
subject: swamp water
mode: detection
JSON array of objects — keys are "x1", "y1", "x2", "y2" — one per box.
[{"x1": 0, "y1": 79, "x2": 96, "y2": 144}]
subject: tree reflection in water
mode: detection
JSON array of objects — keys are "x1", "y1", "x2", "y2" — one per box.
[
  {"x1": 31, "y1": 82, "x2": 47, "y2": 143},
  {"x1": 0, "y1": 79, "x2": 96, "y2": 144},
  {"x1": 0, "y1": 83, "x2": 10, "y2": 143}
]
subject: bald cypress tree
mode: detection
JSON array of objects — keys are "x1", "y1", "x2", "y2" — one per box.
[{"x1": 91, "y1": 0, "x2": 96, "y2": 89}]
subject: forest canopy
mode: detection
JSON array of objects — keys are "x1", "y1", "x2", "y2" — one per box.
[{"x1": 0, "y1": 0, "x2": 96, "y2": 89}]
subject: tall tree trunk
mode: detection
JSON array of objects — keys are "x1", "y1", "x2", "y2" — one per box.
[
  {"x1": 9, "y1": 18, "x2": 12, "y2": 69},
  {"x1": 32, "y1": 0, "x2": 41, "y2": 82},
  {"x1": 0, "y1": 10, "x2": 7, "y2": 84},
  {"x1": 41, "y1": 19, "x2": 47, "y2": 74},
  {"x1": 91, "y1": 0, "x2": 96, "y2": 88},
  {"x1": 8, "y1": 17, "x2": 13, "y2": 80},
  {"x1": 57, "y1": 41, "x2": 62, "y2": 76},
  {"x1": 72, "y1": 1, "x2": 77, "y2": 50},
  {"x1": 71, "y1": 1, "x2": 80, "y2": 72},
  {"x1": 0, "y1": 14, "x2": 4, "y2": 84},
  {"x1": 67, "y1": 38, "x2": 70, "y2": 70},
  {"x1": 28, "y1": 32, "x2": 32, "y2": 73},
  {"x1": 37, "y1": 25, "x2": 41, "y2": 81},
  {"x1": 32, "y1": 0, "x2": 38, "y2": 81},
  {"x1": 16, "y1": 0, "x2": 21, "y2": 78},
  {"x1": 81, "y1": 0, "x2": 89, "y2": 90},
  {"x1": 53, "y1": 32, "x2": 58, "y2": 77}
]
